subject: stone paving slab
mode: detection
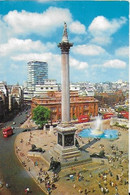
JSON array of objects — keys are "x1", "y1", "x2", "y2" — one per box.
[{"x1": 14, "y1": 119, "x2": 128, "y2": 195}]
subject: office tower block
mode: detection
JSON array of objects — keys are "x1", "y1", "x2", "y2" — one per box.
[{"x1": 27, "y1": 61, "x2": 48, "y2": 91}]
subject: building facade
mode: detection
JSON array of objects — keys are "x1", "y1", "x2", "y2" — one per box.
[
  {"x1": 34, "y1": 79, "x2": 59, "y2": 94},
  {"x1": 0, "y1": 82, "x2": 9, "y2": 121},
  {"x1": 9, "y1": 85, "x2": 24, "y2": 111},
  {"x1": 31, "y1": 91, "x2": 98, "y2": 122},
  {"x1": 27, "y1": 61, "x2": 48, "y2": 91}
]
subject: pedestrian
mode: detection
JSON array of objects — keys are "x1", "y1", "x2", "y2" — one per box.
[
  {"x1": 98, "y1": 182, "x2": 101, "y2": 188},
  {"x1": 110, "y1": 171, "x2": 113, "y2": 177},
  {"x1": 5, "y1": 183, "x2": 9, "y2": 188},
  {"x1": 92, "y1": 188, "x2": 95, "y2": 192},
  {"x1": 116, "y1": 175, "x2": 119, "y2": 180},
  {"x1": 84, "y1": 188, "x2": 88, "y2": 195},
  {"x1": 25, "y1": 187, "x2": 30, "y2": 194},
  {"x1": 101, "y1": 187, "x2": 104, "y2": 193},
  {"x1": 26, "y1": 187, "x2": 30, "y2": 193},
  {"x1": 78, "y1": 188, "x2": 82, "y2": 193},
  {"x1": 104, "y1": 180, "x2": 107, "y2": 186},
  {"x1": 52, "y1": 183, "x2": 56, "y2": 190},
  {"x1": 115, "y1": 185, "x2": 118, "y2": 192},
  {"x1": 25, "y1": 188, "x2": 27, "y2": 194},
  {"x1": 111, "y1": 181, "x2": 114, "y2": 187},
  {"x1": 47, "y1": 186, "x2": 51, "y2": 194}
]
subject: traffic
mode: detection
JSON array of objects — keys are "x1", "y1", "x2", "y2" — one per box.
[{"x1": 0, "y1": 105, "x2": 44, "y2": 195}]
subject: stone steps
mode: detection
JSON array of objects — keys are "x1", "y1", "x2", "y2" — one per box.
[
  {"x1": 63, "y1": 153, "x2": 81, "y2": 159},
  {"x1": 61, "y1": 147, "x2": 78, "y2": 154},
  {"x1": 62, "y1": 150, "x2": 80, "y2": 157}
]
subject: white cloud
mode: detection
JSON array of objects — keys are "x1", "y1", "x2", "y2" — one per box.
[
  {"x1": 69, "y1": 21, "x2": 86, "y2": 34},
  {"x1": 1, "y1": 7, "x2": 72, "y2": 39},
  {"x1": 0, "y1": 19, "x2": 9, "y2": 43},
  {"x1": 70, "y1": 57, "x2": 88, "y2": 70},
  {"x1": 90, "y1": 36, "x2": 112, "y2": 46},
  {"x1": 0, "y1": 38, "x2": 43, "y2": 56},
  {"x1": 88, "y1": 16, "x2": 127, "y2": 45},
  {"x1": 103, "y1": 59, "x2": 126, "y2": 68},
  {"x1": 72, "y1": 44, "x2": 106, "y2": 56},
  {"x1": 0, "y1": 7, "x2": 88, "y2": 43},
  {"x1": 11, "y1": 52, "x2": 60, "y2": 64},
  {"x1": 12, "y1": 52, "x2": 88, "y2": 70},
  {"x1": 0, "y1": 38, "x2": 57, "y2": 57},
  {"x1": 115, "y1": 46, "x2": 129, "y2": 58},
  {"x1": 71, "y1": 36, "x2": 84, "y2": 44},
  {"x1": 11, "y1": 52, "x2": 61, "y2": 80}
]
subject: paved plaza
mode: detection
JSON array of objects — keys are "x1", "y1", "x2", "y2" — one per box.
[{"x1": 14, "y1": 118, "x2": 128, "y2": 195}]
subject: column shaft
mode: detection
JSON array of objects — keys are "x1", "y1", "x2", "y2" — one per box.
[{"x1": 61, "y1": 53, "x2": 70, "y2": 122}]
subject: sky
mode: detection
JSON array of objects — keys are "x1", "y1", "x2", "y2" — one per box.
[{"x1": 0, "y1": 1, "x2": 129, "y2": 85}]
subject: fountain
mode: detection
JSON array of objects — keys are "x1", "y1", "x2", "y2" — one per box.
[
  {"x1": 92, "y1": 115, "x2": 103, "y2": 135},
  {"x1": 78, "y1": 115, "x2": 118, "y2": 140}
]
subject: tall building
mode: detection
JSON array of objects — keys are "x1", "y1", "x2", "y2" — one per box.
[
  {"x1": 27, "y1": 61, "x2": 48, "y2": 91},
  {"x1": 0, "y1": 81, "x2": 8, "y2": 121}
]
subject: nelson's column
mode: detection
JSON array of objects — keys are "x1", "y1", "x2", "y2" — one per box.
[{"x1": 50, "y1": 23, "x2": 90, "y2": 167}]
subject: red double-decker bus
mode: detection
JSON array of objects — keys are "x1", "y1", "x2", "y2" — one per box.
[
  {"x1": 119, "y1": 111, "x2": 129, "y2": 120},
  {"x1": 78, "y1": 115, "x2": 90, "y2": 123},
  {"x1": 103, "y1": 113, "x2": 114, "y2": 119},
  {"x1": 2, "y1": 127, "x2": 13, "y2": 138}
]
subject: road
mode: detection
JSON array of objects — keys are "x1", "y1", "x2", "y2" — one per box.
[{"x1": 0, "y1": 108, "x2": 45, "y2": 195}]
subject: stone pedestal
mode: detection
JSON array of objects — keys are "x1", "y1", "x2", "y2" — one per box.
[
  {"x1": 43, "y1": 125, "x2": 46, "y2": 131},
  {"x1": 49, "y1": 126, "x2": 53, "y2": 134},
  {"x1": 50, "y1": 122, "x2": 91, "y2": 167}
]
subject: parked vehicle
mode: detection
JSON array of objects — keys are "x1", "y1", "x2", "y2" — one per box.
[
  {"x1": 119, "y1": 111, "x2": 129, "y2": 120},
  {"x1": 2, "y1": 127, "x2": 13, "y2": 138},
  {"x1": 103, "y1": 113, "x2": 114, "y2": 119},
  {"x1": 78, "y1": 115, "x2": 90, "y2": 123}
]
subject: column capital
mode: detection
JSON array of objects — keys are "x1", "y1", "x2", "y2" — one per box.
[{"x1": 58, "y1": 42, "x2": 73, "y2": 54}]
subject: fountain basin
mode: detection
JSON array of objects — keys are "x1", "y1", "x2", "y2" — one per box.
[
  {"x1": 91, "y1": 128, "x2": 104, "y2": 135},
  {"x1": 78, "y1": 128, "x2": 118, "y2": 139}
]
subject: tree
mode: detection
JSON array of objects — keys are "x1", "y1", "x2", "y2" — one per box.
[
  {"x1": 32, "y1": 105, "x2": 51, "y2": 128},
  {"x1": 73, "y1": 114, "x2": 77, "y2": 120}
]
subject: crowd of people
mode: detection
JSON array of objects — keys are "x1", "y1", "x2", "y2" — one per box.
[
  {"x1": 14, "y1": 119, "x2": 128, "y2": 195},
  {"x1": 36, "y1": 170, "x2": 58, "y2": 194}
]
